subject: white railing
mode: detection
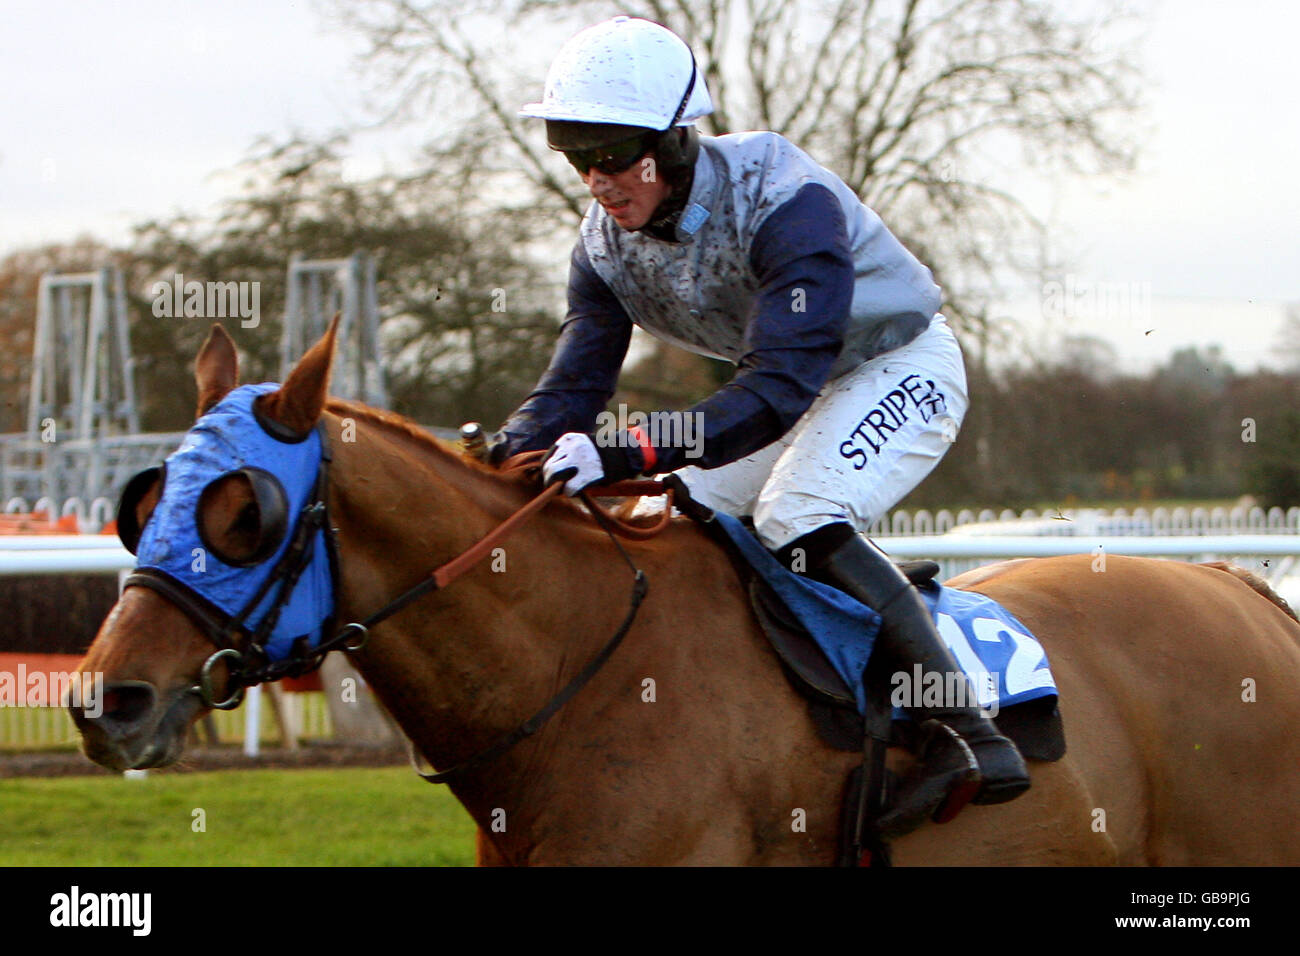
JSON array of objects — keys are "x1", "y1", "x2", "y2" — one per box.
[
  {"x1": 1, "y1": 524, "x2": 1296, "y2": 607},
  {"x1": 5, "y1": 496, "x2": 1298, "y2": 539},
  {"x1": 869, "y1": 504, "x2": 1300, "y2": 538},
  {"x1": 862, "y1": 505, "x2": 1300, "y2": 593},
  {"x1": 0, "y1": 546, "x2": 134, "y2": 575}
]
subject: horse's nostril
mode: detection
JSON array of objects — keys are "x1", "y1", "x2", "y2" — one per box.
[{"x1": 92, "y1": 682, "x2": 157, "y2": 728}]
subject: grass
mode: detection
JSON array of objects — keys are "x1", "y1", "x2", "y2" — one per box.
[{"x1": 0, "y1": 767, "x2": 478, "y2": 866}]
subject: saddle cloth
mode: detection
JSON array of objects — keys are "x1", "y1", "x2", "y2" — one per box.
[{"x1": 709, "y1": 511, "x2": 1059, "y2": 719}]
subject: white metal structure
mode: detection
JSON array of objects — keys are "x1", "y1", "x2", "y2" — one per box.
[
  {"x1": 0, "y1": 253, "x2": 391, "y2": 507},
  {"x1": 28, "y1": 268, "x2": 139, "y2": 441},
  {"x1": 282, "y1": 252, "x2": 387, "y2": 408},
  {"x1": 0, "y1": 268, "x2": 153, "y2": 504}
]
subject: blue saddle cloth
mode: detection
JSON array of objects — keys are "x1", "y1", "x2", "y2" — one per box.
[{"x1": 711, "y1": 512, "x2": 1057, "y2": 717}]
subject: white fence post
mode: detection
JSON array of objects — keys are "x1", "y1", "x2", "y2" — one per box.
[{"x1": 244, "y1": 686, "x2": 261, "y2": 758}]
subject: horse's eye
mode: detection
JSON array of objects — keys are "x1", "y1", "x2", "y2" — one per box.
[
  {"x1": 196, "y1": 470, "x2": 289, "y2": 567},
  {"x1": 233, "y1": 502, "x2": 261, "y2": 534}
]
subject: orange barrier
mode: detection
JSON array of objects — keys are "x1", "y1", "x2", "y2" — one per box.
[
  {"x1": 0, "y1": 513, "x2": 80, "y2": 534},
  {"x1": 0, "y1": 652, "x2": 86, "y2": 706},
  {"x1": 280, "y1": 673, "x2": 324, "y2": 693}
]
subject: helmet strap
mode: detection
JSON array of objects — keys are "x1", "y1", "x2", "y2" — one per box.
[{"x1": 664, "y1": 49, "x2": 698, "y2": 132}]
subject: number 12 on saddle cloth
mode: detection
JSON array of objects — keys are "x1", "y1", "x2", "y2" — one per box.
[{"x1": 709, "y1": 511, "x2": 1057, "y2": 717}]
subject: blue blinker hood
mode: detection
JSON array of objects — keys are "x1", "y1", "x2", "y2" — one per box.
[{"x1": 132, "y1": 383, "x2": 336, "y2": 662}]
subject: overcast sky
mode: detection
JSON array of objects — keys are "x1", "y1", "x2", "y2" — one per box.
[{"x1": 2, "y1": 0, "x2": 1297, "y2": 372}]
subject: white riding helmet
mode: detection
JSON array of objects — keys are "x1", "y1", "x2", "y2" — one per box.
[{"x1": 519, "y1": 16, "x2": 713, "y2": 131}]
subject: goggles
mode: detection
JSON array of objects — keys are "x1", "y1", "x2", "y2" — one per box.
[{"x1": 562, "y1": 132, "x2": 657, "y2": 176}]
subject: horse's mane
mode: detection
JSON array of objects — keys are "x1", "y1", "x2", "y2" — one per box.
[
  {"x1": 324, "y1": 398, "x2": 485, "y2": 470},
  {"x1": 320, "y1": 398, "x2": 636, "y2": 525}
]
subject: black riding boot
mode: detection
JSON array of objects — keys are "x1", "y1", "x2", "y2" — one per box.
[{"x1": 784, "y1": 523, "x2": 1031, "y2": 836}]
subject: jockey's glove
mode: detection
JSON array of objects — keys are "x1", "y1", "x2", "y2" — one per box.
[{"x1": 542, "y1": 432, "x2": 646, "y2": 495}]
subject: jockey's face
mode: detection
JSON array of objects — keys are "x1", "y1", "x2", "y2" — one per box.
[{"x1": 581, "y1": 156, "x2": 672, "y2": 231}]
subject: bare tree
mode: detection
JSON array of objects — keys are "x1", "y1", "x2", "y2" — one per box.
[
  {"x1": 126, "y1": 135, "x2": 562, "y2": 431},
  {"x1": 335, "y1": 0, "x2": 1144, "y2": 330}
]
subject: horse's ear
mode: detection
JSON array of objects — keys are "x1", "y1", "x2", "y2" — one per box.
[
  {"x1": 195, "y1": 324, "x2": 239, "y2": 419},
  {"x1": 255, "y1": 315, "x2": 339, "y2": 436}
]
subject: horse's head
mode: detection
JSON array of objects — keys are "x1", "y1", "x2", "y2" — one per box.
[{"x1": 71, "y1": 320, "x2": 339, "y2": 771}]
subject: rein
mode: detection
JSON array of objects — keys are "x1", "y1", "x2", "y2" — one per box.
[
  {"x1": 187, "y1": 440, "x2": 675, "y2": 787},
  {"x1": 346, "y1": 451, "x2": 671, "y2": 633}
]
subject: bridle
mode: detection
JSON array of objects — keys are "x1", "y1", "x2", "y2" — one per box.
[
  {"x1": 122, "y1": 419, "x2": 345, "y2": 709},
  {"x1": 120, "y1": 419, "x2": 675, "y2": 786}
]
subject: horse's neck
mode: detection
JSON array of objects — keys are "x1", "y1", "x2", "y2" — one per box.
[
  {"x1": 318, "y1": 412, "x2": 825, "y2": 864},
  {"x1": 325, "y1": 412, "x2": 628, "y2": 805}
]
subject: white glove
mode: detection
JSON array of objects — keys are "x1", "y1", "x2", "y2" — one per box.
[{"x1": 542, "y1": 433, "x2": 605, "y2": 496}]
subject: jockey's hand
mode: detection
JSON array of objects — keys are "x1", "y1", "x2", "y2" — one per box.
[
  {"x1": 542, "y1": 432, "x2": 644, "y2": 495},
  {"x1": 542, "y1": 433, "x2": 605, "y2": 495}
]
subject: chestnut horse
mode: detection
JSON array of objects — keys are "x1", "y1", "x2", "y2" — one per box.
[{"x1": 72, "y1": 324, "x2": 1300, "y2": 865}]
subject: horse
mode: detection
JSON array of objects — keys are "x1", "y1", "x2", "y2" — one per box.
[{"x1": 71, "y1": 322, "x2": 1300, "y2": 865}]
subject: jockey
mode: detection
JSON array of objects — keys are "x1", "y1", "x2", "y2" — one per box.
[{"x1": 497, "y1": 15, "x2": 1029, "y2": 831}]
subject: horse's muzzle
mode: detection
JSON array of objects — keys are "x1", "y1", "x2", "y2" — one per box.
[{"x1": 69, "y1": 680, "x2": 200, "y2": 771}]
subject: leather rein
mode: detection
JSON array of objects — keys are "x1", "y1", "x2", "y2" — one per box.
[
  {"x1": 351, "y1": 451, "x2": 675, "y2": 785},
  {"x1": 175, "y1": 441, "x2": 674, "y2": 787}
]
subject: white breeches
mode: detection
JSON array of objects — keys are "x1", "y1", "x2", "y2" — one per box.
[{"x1": 672, "y1": 315, "x2": 968, "y2": 550}]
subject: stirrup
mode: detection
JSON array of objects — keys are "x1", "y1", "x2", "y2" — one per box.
[
  {"x1": 873, "y1": 720, "x2": 982, "y2": 839},
  {"x1": 966, "y1": 731, "x2": 1033, "y2": 805}
]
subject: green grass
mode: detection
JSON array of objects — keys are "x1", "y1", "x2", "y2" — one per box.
[{"x1": 0, "y1": 767, "x2": 478, "y2": 866}]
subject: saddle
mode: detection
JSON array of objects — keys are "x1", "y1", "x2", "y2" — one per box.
[
  {"x1": 748, "y1": 569, "x2": 1066, "y2": 761},
  {"x1": 695, "y1": 513, "x2": 1065, "y2": 866}
]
